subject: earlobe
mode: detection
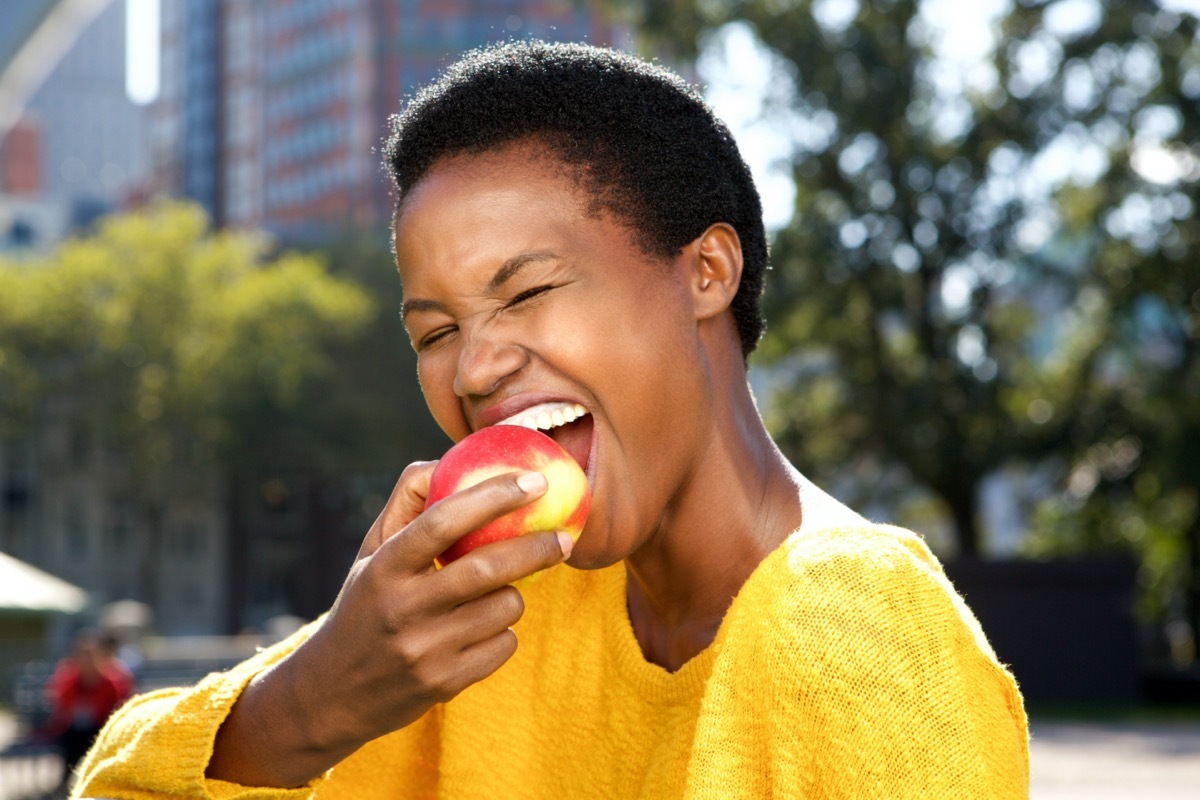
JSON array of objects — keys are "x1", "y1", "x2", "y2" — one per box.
[{"x1": 690, "y1": 223, "x2": 744, "y2": 321}]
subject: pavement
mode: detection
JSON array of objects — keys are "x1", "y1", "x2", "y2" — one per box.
[
  {"x1": 0, "y1": 709, "x2": 59, "y2": 799},
  {"x1": 1028, "y1": 718, "x2": 1200, "y2": 799},
  {"x1": 2, "y1": 712, "x2": 1198, "y2": 798}
]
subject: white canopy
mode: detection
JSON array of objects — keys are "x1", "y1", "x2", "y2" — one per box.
[{"x1": 0, "y1": 549, "x2": 88, "y2": 614}]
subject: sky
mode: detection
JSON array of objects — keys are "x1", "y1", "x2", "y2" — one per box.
[
  {"x1": 697, "y1": 0, "x2": 1012, "y2": 231},
  {"x1": 124, "y1": 0, "x2": 158, "y2": 105},
  {"x1": 697, "y1": 0, "x2": 1200, "y2": 231}
]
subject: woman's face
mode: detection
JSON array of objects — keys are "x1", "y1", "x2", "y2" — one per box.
[{"x1": 394, "y1": 144, "x2": 717, "y2": 567}]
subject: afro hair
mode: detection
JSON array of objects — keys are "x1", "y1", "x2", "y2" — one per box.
[{"x1": 383, "y1": 40, "x2": 768, "y2": 358}]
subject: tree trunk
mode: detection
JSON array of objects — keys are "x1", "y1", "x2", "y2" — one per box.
[
  {"x1": 225, "y1": 472, "x2": 250, "y2": 634},
  {"x1": 1186, "y1": 510, "x2": 1200, "y2": 665},
  {"x1": 294, "y1": 475, "x2": 352, "y2": 620},
  {"x1": 138, "y1": 503, "x2": 165, "y2": 613},
  {"x1": 944, "y1": 483, "x2": 981, "y2": 558}
]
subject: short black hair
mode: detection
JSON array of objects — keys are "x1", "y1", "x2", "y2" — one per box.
[{"x1": 383, "y1": 40, "x2": 768, "y2": 358}]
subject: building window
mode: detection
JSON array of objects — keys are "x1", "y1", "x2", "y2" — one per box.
[
  {"x1": 65, "y1": 499, "x2": 88, "y2": 556},
  {"x1": 176, "y1": 521, "x2": 206, "y2": 556},
  {"x1": 7, "y1": 218, "x2": 35, "y2": 247},
  {"x1": 106, "y1": 498, "x2": 133, "y2": 553}
]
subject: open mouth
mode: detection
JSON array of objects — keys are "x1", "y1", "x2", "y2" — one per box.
[{"x1": 496, "y1": 401, "x2": 595, "y2": 477}]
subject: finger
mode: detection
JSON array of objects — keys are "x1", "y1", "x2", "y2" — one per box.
[
  {"x1": 442, "y1": 585, "x2": 526, "y2": 641},
  {"x1": 441, "y1": 628, "x2": 520, "y2": 698},
  {"x1": 431, "y1": 530, "x2": 570, "y2": 606},
  {"x1": 359, "y1": 461, "x2": 437, "y2": 558},
  {"x1": 375, "y1": 470, "x2": 548, "y2": 574},
  {"x1": 374, "y1": 589, "x2": 523, "y2": 705}
]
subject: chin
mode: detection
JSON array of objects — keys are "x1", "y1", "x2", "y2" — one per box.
[
  {"x1": 565, "y1": 551, "x2": 616, "y2": 571},
  {"x1": 562, "y1": 523, "x2": 631, "y2": 571}
]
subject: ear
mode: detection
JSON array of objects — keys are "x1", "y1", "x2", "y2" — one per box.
[{"x1": 687, "y1": 223, "x2": 744, "y2": 321}]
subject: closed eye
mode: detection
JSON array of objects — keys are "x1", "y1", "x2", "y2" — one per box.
[
  {"x1": 418, "y1": 325, "x2": 457, "y2": 350},
  {"x1": 508, "y1": 285, "x2": 553, "y2": 306}
]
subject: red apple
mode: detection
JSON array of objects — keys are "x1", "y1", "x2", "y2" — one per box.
[{"x1": 426, "y1": 424, "x2": 591, "y2": 567}]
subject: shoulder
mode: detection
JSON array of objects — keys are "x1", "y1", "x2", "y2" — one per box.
[
  {"x1": 702, "y1": 524, "x2": 1029, "y2": 794},
  {"x1": 723, "y1": 522, "x2": 1001, "y2": 671},
  {"x1": 738, "y1": 522, "x2": 948, "y2": 615},
  {"x1": 786, "y1": 521, "x2": 942, "y2": 574},
  {"x1": 766, "y1": 476, "x2": 956, "y2": 613}
]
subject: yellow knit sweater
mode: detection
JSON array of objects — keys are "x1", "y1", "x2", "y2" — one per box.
[{"x1": 75, "y1": 524, "x2": 1028, "y2": 799}]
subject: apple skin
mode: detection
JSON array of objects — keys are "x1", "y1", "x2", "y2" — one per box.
[{"x1": 426, "y1": 424, "x2": 591, "y2": 568}]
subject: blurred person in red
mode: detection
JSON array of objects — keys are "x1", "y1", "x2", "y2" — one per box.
[
  {"x1": 43, "y1": 628, "x2": 135, "y2": 792},
  {"x1": 97, "y1": 629, "x2": 137, "y2": 688}
]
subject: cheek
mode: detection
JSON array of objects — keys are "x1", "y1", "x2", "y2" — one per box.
[
  {"x1": 618, "y1": 298, "x2": 708, "y2": 418},
  {"x1": 599, "y1": 286, "x2": 696, "y2": 374},
  {"x1": 417, "y1": 353, "x2": 469, "y2": 440}
]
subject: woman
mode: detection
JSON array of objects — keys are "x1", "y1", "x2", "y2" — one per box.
[{"x1": 75, "y1": 41, "x2": 1028, "y2": 798}]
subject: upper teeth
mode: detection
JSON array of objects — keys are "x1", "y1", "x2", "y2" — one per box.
[{"x1": 498, "y1": 402, "x2": 588, "y2": 432}]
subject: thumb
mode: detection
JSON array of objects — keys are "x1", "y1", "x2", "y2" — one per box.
[{"x1": 359, "y1": 461, "x2": 437, "y2": 558}]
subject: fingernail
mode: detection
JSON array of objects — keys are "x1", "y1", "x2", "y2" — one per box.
[
  {"x1": 516, "y1": 471, "x2": 547, "y2": 493},
  {"x1": 556, "y1": 532, "x2": 575, "y2": 560}
]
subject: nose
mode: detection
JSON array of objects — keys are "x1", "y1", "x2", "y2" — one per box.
[{"x1": 452, "y1": 330, "x2": 528, "y2": 398}]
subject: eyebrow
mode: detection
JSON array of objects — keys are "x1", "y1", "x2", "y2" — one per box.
[{"x1": 400, "y1": 250, "x2": 561, "y2": 321}]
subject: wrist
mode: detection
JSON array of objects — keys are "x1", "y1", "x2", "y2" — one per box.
[
  {"x1": 275, "y1": 636, "x2": 364, "y2": 760},
  {"x1": 207, "y1": 648, "x2": 355, "y2": 787}
]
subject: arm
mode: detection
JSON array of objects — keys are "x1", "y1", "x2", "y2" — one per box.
[
  {"x1": 74, "y1": 462, "x2": 573, "y2": 796},
  {"x1": 72, "y1": 631, "x2": 316, "y2": 799}
]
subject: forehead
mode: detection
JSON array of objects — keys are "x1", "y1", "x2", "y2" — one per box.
[
  {"x1": 392, "y1": 146, "x2": 605, "y2": 285},
  {"x1": 398, "y1": 146, "x2": 573, "y2": 229},
  {"x1": 399, "y1": 140, "x2": 584, "y2": 214}
]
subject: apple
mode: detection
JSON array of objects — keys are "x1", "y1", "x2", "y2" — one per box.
[{"x1": 426, "y1": 424, "x2": 591, "y2": 567}]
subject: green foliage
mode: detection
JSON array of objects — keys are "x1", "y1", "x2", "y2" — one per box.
[
  {"x1": 286, "y1": 228, "x2": 449, "y2": 475},
  {"x1": 1024, "y1": 469, "x2": 1195, "y2": 623},
  {"x1": 0, "y1": 202, "x2": 456, "y2": 621},
  {"x1": 607, "y1": 0, "x2": 1200, "y2": 635},
  {"x1": 0, "y1": 201, "x2": 374, "y2": 473}
]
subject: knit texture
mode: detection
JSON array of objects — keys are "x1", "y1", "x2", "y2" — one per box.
[{"x1": 74, "y1": 523, "x2": 1028, "y2": 799}]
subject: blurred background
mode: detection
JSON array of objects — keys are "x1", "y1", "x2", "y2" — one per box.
[{"x1": 0, "y1": 0, "x2": 1198, "y2": 795}]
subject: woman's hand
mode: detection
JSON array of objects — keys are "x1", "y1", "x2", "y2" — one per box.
[{"x1": 206, "y1": 462, "x2": 573, "y2": 788}]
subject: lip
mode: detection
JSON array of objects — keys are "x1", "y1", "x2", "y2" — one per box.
[
  {"x1": 471, "y1": 392, "x2": 591, "y2": 432},
  {"x1": 471, "y1": 392, "x2": 600, "y2": 491}
]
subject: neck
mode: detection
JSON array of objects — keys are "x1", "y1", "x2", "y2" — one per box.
[{"x1": 623, "y1": 370, "x2": 804, "y2": 672}]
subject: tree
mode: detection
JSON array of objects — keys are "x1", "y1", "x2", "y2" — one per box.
[
  {"x1": 232, "y1": 229, "x2": 450, "y2": 622},
  {"x1": 605, "y1": 1, "x2": 1200, "y2": 636},
  {"x1": 0, "y1": 202, "x2": 374, "y2": 613}
]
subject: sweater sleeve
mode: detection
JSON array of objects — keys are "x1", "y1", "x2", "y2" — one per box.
[
  {"x1": 687, "y1": 526, "x2": 1029, "y2": 800},
  {"x1": 72, "y1": 620, "x2": 326, "y2": 800}
]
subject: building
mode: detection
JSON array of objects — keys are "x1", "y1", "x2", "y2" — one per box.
[
  {"x1": 0, "y1": 0, "x2": 629, "y2": 637},
  {"x1": 1, "y1": 0, "x2": 150, "y2": 260},
  {"x1": 151, "y1": 0, "x2": 628, "y2": 239},
  {"x1": 0, "y1": 192, "x2": 72, "y2": 253},
  {"x1": 137, "y1": 0, "x2": 629, "y2": 633},
  {"x1": 0, "y1": 1, "x2": 222, "y2": 636},
  {"x1": 0, "y1": 117, "x2": 42, "y2": 195},
  {"x1": 0, "y1": 406, "x2": 231, "y2": 636},
  {"x1": 0, "y1": 117, "x2": 73, "y2": 252},
  {"x1": 18, "y1": 0, "x2": 149, "y2": 217}
]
